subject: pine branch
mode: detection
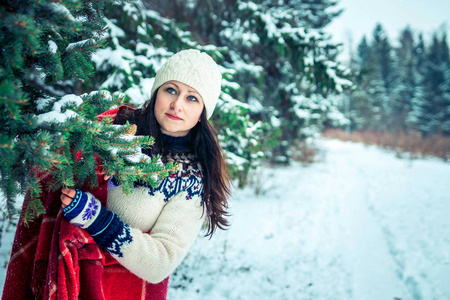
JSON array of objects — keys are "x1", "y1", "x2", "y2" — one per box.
[
  {"x1": 21, "y1": 35, "x2": 38, "y2": 55},
  {"x1": 65, "y1": 39, "x2": 104, "y2": 54},
  {"x1": 0, "y1": 143, "x2": 13, "y2": 149}
]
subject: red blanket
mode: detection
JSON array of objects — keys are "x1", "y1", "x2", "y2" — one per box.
[{"x1": 2, "y1": 106, "x2": 169, "y2": 300}]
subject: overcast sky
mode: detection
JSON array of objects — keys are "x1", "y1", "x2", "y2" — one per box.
[{"x1": 325, "y1": 0, "x2": 450, "y2": 60}]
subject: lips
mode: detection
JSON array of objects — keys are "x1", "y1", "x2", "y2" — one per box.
[{"x1": 166, "y1": 113, "x2": 183, "y2": 121}]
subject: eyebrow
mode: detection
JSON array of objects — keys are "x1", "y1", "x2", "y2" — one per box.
[{"x1": 166, "y1": 82, "x2": 200, "y2": 96}]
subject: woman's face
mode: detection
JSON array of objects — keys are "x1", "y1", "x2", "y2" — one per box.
[{"x1": 154, "y1": 81, "x2": 204, "y2": 137}]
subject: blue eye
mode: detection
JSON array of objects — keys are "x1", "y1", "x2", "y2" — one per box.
[
  {"x1": 188, "y1": 95, "x2": 198, "y2": 102},
  {"x1": 166, "y1": 87, "x2": 176, "y2": 94}
]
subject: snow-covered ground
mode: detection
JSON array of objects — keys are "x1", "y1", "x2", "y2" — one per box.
[
  {"x1": 1, "y1": 139, "x2": 449, "y2": 299},
  {"x1": 168, "y1": 139, "x2": 450, "y2": 300}
]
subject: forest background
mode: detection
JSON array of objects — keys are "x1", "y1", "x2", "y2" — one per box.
[{"x1": 1, "y1": 0, "x2": 449, "y2": 223}]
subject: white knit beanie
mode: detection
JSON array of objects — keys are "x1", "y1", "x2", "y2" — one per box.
[{"x1": 151, "y1": 49, "x2": 222, "y2": 119}]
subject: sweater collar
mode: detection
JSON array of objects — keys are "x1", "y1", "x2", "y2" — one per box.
[{"x1": 160, "y1": 133, "x2": 192, "y2": 153}]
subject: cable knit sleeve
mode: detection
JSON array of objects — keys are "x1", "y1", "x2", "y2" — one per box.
[{"x1": 113, "y1": 192, "x2": 205, "y2": 283}]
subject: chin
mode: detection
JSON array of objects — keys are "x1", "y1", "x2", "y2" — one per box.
[{"x1": 161, "y1": 129, "x2": 187, "y2": 137}]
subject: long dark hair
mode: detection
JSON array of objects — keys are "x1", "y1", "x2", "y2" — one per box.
[{"x1": 116, "y1": 89, "x2": 231, "y2": 237}]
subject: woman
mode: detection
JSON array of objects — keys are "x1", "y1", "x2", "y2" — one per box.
[
  {"x1": 4, "y1": 50, "x2": 230, "y2": 299},
  {"x1": 55, "y1": 49, "x2": 232, "y2": 298}
]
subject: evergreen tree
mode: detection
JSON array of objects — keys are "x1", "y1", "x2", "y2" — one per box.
[
  {"x1": 86, "y1": 0, "x2": 264, "y2": 185},
  {"x1": 152, "y1": 0, "x2": 351, "y2": 162},
  {"x1": 442, "y1": 68, "x2": 450, "y2": 135},
  {"x1": 371, "y1": 24, "x2": 397, "y2": 93},
  {"x1": 413, "y1": 33, "x2": 448, "y2": 135},
  {"x1": 357, "y1": 36, "x2": 371, "y2": 71},
  {"x1": 349, "y1": 25, "x2": 450, "y2": 136},
  {"x1": 439, "y1": 33, "x2": 450, "y2": 135},
  {"x1": 0, "y1": 0, "x2": 174, "y2": 221},
  {"x1": 0, "y1": 0, "x2": 108, "y2": 100},
  {"x1": 352, "y1": 30, "x2": 389, "y2": 131},
  {"x1": 370, "y1": 23, "x2": 397, "y2": 129},
  {"x1": 391, "y1": 27, "x2": 416, "y2": 133},
  {"x1": 407, "y1": 33, "x2": 427, "y2": 132},
  {"x1": 350, "y1": 35, "x2": 374, "y2": 130},
  {"x1": 87, "y1": 0, "x2": 197, "y2": 105}
]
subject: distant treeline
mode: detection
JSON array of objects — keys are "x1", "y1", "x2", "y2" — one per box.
[{"x1": 345, "y1": 23, "x2": 450, "y2": 136}]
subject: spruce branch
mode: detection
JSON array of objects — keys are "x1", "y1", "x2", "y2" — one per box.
[
  {"x1": 65, "y1": 38, "x2": 104, "y2": 54},
  {"x1": 0, "y1": 144, "x2": 13, "y2": 149},
  {"x1": 21, "y1": 36, "x2": 38, "y2": 55},
  {"x1": 1, "y1": 0, "x2": 138, "y2": 222},
  {"x1": 21, "y1": 183, "x2": 45, "y2": 224}
]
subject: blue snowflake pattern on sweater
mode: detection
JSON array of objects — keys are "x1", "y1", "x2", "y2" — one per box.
[
  {"x1": 111, "y1": 153, "x2": 204, "y2": 203},
  {"x1": 82, "y1": 195, "x2": 99, "y2": 221},
  {"x1": 148, "y1": 163, "x2": 203, "y2": 202}
]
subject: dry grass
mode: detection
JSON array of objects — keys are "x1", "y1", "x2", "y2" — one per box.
[
  {"x1": 323, "y1": 129, "x2": 450, "y2": 161},
  {"x1": 291, "y1": 140, "x2": 319, "y2": 165}
]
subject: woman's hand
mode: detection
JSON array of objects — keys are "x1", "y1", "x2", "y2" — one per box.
[
  {"x1": 61, "y1": 187, "x2": 76, "y2": 208},
  {"x1": 98, "y1": 169, "x2": 114, "y2": 181}
]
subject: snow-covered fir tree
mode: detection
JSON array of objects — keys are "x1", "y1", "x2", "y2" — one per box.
[
  {"x1": 369, "y1": 24, "x2": 398, "y2": 130},
  {"x1": 391, "y1": 27, "x2": 416, "y2": 133},
  {"x1": 441, "y1": 65, "x2": 450, "y2": 135},
  {"x1": 0, "y1": 0, "x2": 174, "y2": 220},
  {"x1": 345, "y1": 24, "x2": 450, "y2": 137},
  {"x1": 411, "y1": 33, "x2": 449, "y2": 135},
  {"x1": 351, "y1": 32, "x2": 390, "y2": 131},
  {"x1": 85, "y1": 0, "x2": 264, "y2": 185},
  {"x1": 151, "y1": 0, "x2": 351, "y2": 163}
]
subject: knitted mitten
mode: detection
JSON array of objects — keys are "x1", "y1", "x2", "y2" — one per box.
[{"x1": 62, "y1": 189, "x2": 132, "y2": 257}]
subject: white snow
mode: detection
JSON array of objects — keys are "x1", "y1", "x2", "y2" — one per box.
[
  {"x1": 48, "y1": 41, "x2": 57, "y2": 54},
  {"x1": 57, "y1": 94, "x2": 83, "y2": 108},
  {"x1": 104, "y1": 18, "x2": 125, "y2": 38},
  {"x1": 168, "y1": 139, "x2": 450, "y2": 300},
  {"x1": 124, "y1": 78, "x2": 154, "y2": 106},
  {"x1": 36, "y1": 96, "x2": 56, "y2": 112},
  {"x1": 65, "y1": 39, "x2": 95, "y2": 53},
  {"x1": 48, "y1": 3, "x2": 75, "y2": 22},
  {"x1": 225, "y1": 151, "x2": 248, "y2": 171},
  {"x1": 36, "y1": 94, "x2": 83, "y2": 125},
  {"x1": 1, "y1": 139, "x2": 449, "y2": 299},
  {"x1": 325, "y1": 67, "x2": 353, "y2": 93}
]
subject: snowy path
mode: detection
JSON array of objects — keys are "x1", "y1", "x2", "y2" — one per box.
[
  {"x1": 168, "y1": 139, "x2": 450, "y2": 300},
  {"x1": 1, "y1": 139, "x2": 449, "y2": 299}
]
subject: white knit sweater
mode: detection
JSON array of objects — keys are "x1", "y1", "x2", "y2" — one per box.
[{"x1": 62, "y1": 153, "x2": 206, "y2": 284}]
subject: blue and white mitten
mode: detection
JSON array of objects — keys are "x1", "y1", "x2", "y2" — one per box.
[
  {"x1": 62, "y1": 189, "x2": 102, "y2": 228},
  {"x1": 62, "y1": 189, "x2": 132, "y2": 257}
]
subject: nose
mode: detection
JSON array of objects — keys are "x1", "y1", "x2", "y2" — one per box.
[{"x1": 170, "y1": 95, "x2": 183, "y2": 112}]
